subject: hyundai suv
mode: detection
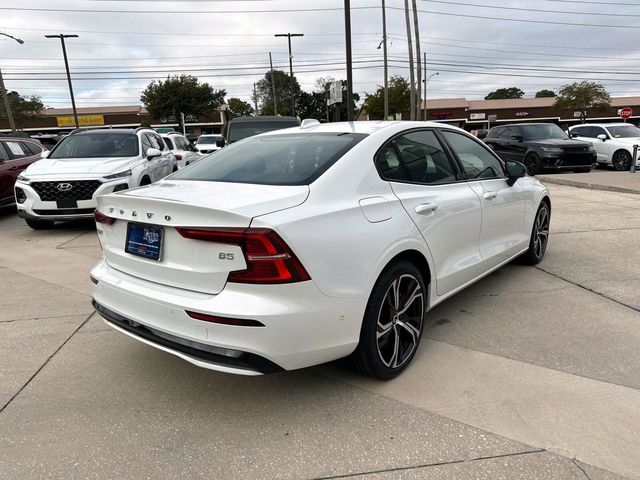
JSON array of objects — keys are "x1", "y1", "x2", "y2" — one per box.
[
  {"x1": 15, "y1": 128, "x2": 177, "y2": 229},
  {"x1": 569, "y1": 123, "x2": 640, "y2": 171}
]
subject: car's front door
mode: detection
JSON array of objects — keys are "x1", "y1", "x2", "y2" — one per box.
[
  {"x1": 376, "y1": 129, "x2": 484, "y2": 296},
  {"x1": 0, "y1": 141, "x2": 37, "y2": 202},
  {"x1": 440, "y1": 130, "x2": 528, "y2": 270}
]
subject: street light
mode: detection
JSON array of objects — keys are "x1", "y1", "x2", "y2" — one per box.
[
  {"x1": 423, "y1": 72, "x2": 439, "y2": 121},
  {"x1": 0, "y1": 32, "x2": 24, "y2": 132},
  {"x1": 45, "y1": 34, "x2": 79, "y2": 128},
  {"x1": 274, "y1": 33, "x2": 303, "y2": 117}
]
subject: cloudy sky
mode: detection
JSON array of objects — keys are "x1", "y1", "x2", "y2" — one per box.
[{"x1": 0, "y1": 0, "x2": 638, "y2": 110}]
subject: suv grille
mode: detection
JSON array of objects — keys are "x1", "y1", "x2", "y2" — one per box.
[{"x1": 31, "y1": 180, "x2": 102, "y2": 201}]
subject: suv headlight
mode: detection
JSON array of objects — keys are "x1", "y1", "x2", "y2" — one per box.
[
  {"x1": 541, "y1": 147, "x2": 563, "y2": 155},
  {"x1": 588, "y1": 145, "x2": 596, "y2": 152},
  {"x1": 103, "y1": 169, "x2": 132, "y2": 180},
  {"x1": 17, "y1": 174, "x2": 31, "y2": 184}
]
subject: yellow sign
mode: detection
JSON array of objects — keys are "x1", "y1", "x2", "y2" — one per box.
[{"x1": 56, "y1": 115, "x2": 105, "y2": 127}]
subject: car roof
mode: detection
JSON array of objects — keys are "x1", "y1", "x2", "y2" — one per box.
[
  {"x1": 228, "y1": 116, "x2": 298, "y2": 124},
  {"x1": 494, "y1": 123, "x2": 556, "y2": 128},
  {"x1": 571, "y1": 123, "x2": 629, "y2": 128},
  {"x1": 70, "y1": 128, "x2": 142, "y2": 136},
  {"x1": 161, "y1": 132, "x2": 186, "y2": 137},
  {"x1": 199, "y1": 134, "x2": 223, "y2": 137},
  {"x1": 261, "y1": 120, "x2": 462, "y2": 136}
]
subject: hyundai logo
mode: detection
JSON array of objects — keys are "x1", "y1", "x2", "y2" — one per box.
[{"x1": 56, "y1": 183, "x2": 73, "y2": 192}]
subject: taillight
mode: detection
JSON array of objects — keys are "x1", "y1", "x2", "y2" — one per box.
[
  {"x1": 176, "y1": 227, "x2": 311, "y2": 284},
  {"x1": 94, "y1": 209, "x2": 116, "y2": 225},
  {"x1": 175, "y1": 154, "x2": 182, "y2": 161}
]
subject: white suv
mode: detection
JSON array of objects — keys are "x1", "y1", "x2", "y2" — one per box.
[
  {"x1": 569, "y1": 123, "x2": 640, "y2": 170},
  {"x1": 15, "y1": 128, "x2": 177, "y2": 229},
  {"x1": 195, "y1": 134, "x2": 225, "y2": 154},
  {"x1": 161, "y1": 133, "x2": 201, "y2": 169}
]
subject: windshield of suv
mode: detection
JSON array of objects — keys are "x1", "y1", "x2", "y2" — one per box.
[
  {"x1": 171, "y1": 133, "x2": 366, "y2": 185},
  {"x1": 227, "y1": 121, "x2": 299, "y2": 143},
  {"x1": 197, "y1": 136, "x2": 223, "y2": 145},
  {"x1": 520, "y1": 124, "x2": 568, "y2": 141},
  {"x1": 49, "y1": 133, "x2": 139, "y2": 159},
  {"x1": 606, "y1": 125, "x2": 640, "y2": 138}
]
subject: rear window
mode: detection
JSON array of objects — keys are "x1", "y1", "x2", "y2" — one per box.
[
  {"x1": 171, "y1": 133, "x2": 367, "y2": 185},
  {"x1": 49, "y1": 133, "x2": 139, "y2": 159},
  {"x1": 227, "y1": 121, "x2": 299, "y2": 142},
  {"x1": 163, "y1": 137, "x2": 174, "y2": 150}
]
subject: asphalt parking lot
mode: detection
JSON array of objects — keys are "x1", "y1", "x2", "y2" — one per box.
[{"x1": 1, "y1": 183, "x2": 639, "y2": 480}]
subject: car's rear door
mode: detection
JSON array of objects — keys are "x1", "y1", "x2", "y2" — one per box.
[
  {"x1": 440, "y1": 130, "x2": 528, "y2": 270},
  {"x1": 377, "y1": 129, "x2": 484, "y2": 296}
]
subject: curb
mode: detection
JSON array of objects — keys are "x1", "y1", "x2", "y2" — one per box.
[{"x1": 536, "y1": 176, "x2": 640, "y2": 195}]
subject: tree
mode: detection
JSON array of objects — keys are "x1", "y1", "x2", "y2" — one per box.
[
  {"x1": 485, "y1": 87, "x2": 524, "y2": 100},
  {"x1": 296, "y1": 91, "x2": 326, "y2": 121},
  {"x1": 227, "y1": 97, "x2": 253, "y2": 119},
  {"x1": 365, "y1": 76, "x2": 411, "y2": 120},
  {"x1": 554, "y1": 81, "x2": 611, "y2": 122},
  {"x1": 0, "y1": 91, "x2": 44, "y2": 129},
  {"x1": 141, "y1": 75, "x2": 225, "y2": 132},
  {"x1": 535, "y1": 89, "x2": 556, "y2": 98},
  {"x1": 254, "y1": 69, "x2": 301, "y2": 116}
]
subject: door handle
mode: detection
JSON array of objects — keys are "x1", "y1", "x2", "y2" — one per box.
[
  {"x1": 414, "y1": 203, "x2": 438, "y2": 215},
  {"x1": 483, "y1": 191, "x2": 498, "y2": 200}
]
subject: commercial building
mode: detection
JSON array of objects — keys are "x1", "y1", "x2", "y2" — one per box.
[
  {"x1": 0, "y1": 105, "x2": 227, "y2": 135},
  {"x1": 358, "y1": 96, "x2": 640, "y2": 131}
]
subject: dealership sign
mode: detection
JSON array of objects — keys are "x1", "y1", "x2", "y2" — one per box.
[
  {"x1": 618, "y1": 107, "x2": 633, "y2": 119},
  {"x1": 515, "y1": 111, "x2": 533, "y2": 118},
  {"x1": 469, "y1": 113, "x2": 486, "y2": 120}
]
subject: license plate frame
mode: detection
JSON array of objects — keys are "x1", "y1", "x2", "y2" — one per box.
[{"x1": 125, "y1": 222, "x2": 163, "y2": 261}]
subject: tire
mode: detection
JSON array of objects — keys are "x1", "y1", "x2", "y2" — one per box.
[
  {"x1": 572, "y1": 167, "x2": 592, "y2": 173},
  {"x1": 25, "y1": 218, "x2": 54, "y2": 230},
  {"x1": 172, "y1": 166, "x2": 178, "y2": 173},
  {"x1": 521, "y1": 201, "x2": 550, "y2": 266},
  {"x1": 352, "y1": 260, "x2": 426, "y2": 380},
  {"x1": 524, "y1": 153, "x2": 542, "y2": 176},
  {"x1": 139, "y1": 176, "x2": 151, "y2": 186},
  {"x1": 612, "y1": 150, "x2": 632, "y2": 171}
]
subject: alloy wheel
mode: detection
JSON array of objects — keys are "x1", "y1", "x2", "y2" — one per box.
[
  {"x1": 613, "y1": 151, "x2": 631, "y2": 171},
  {"x1": 376, "y1": 274, "x2": 424, "y2": 369},
  {"x1": 533, "y1": 205, "x2": 550, "y2": 259}
]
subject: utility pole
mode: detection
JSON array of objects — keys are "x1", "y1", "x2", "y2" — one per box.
[
  {"x1": 269, "y1": 52, "x2": 278, "y2": 115},
  {"x1": 45, "y1": 34, "x2": 79, "y2": 128},
  {"x1": 380, "y1": 0, "x2": 389, "y2": 120},
  {"x1": 275, "y1": 33, "x2": 303, "y2": 117},
  {"x1": 0, "y1": 32, "x2": 24, "y2": 132},
  {"x1": 253, "y1": 83, "x2": 259, "y2": 116},
  {"x1": 423, "y1": 53, "x2": 427, "y2": 121},
  {"x1": 403, "y1": 0, "x2": 415, "y2": 121},
  {"x1": 344, "y1": 0, "x2": 354, "y2": 122},
  {"x1": 412, "y1": 0, "x2": 422, "y2": 121}
]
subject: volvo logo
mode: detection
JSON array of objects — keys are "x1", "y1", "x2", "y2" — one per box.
[
  {"x1": 56, "y1": 183, "x2": 73, "y2": 192},
  {"x1": 146, "y1": 212, "x2": 154, "y2": 219}
]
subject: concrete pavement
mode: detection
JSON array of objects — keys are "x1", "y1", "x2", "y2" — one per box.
[
  {"x1": 538, "y1": 169, "x2": 640, "y2": 195},
  {"x1": 0, "y1": 185, "x2": 638, "y2": 479}
]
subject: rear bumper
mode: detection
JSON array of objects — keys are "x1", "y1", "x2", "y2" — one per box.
[
  {"x1": 90, "y1": 259, "x2": 366, "y2": 373},
  {"x1": 93, "y1": 300, "x2": 283, "y2": 375}
]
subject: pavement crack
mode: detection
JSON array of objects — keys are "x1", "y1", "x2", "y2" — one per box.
[
  {"x1": 534, "y1": 266, "x2": 639, "y2": 314},
  {"x1": 0, "y1": 311, "x2": 95, "y2": 415},
  {"x1": 553, "y1": 226, "x2": 640, "y2": 235},
  {"x1": 310, "y1": 449, "x2": 545, "y2": 479},
  {"x1": 0, "y1": 313, "x2": 90, "y2": 324},
  {"x1": 55, "y1": 231, "x2": 91, "y2": 250},
  {"x1": 572, "y1": 459, "x2": 592, "y2": 480}
]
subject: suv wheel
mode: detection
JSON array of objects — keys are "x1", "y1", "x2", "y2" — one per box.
[
  {"x1": 352, "y1": 261, "x2": 426, "y2": 379},
  {"x1": 25, "y1": 218, "x2": 54, "y2": 230},
  {"x1": 524, "y1": 154, "x2": 542, "y2": 175},
  {"x1": 521, "y1": 202, "x2": 550, "y2": 265},
  {"x1": 612, "y1": 150, "x2": 631, "y2": 171}
]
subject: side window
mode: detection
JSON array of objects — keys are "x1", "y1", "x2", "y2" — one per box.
[
  {"x1": 0, "y1": 142, "x2": 9, "y2": 160},
  {"x1": 4, "y1": 141, "x2": 27, "y2": 159},
  {"x1": 163, "y1": 137, "x2": 174, "y2": 150},
  {"x1": 593, "y1": 127, "x2": 607, "y2": 138},
  {"x1": 141, "y1": 134, "x2": 154, "y2": 154},
  {"x1": 441, "y1": 130, "x2": 505, "y2": 180},
  {"x1": 152, "y1": 134, "x2": 165, "y2": 151},
  {"x1": 21, "y1": 141, "x2": 42, "y2": 156},
  {"x1": 487, "y1": 127, "x2": 503, "y2": 139},
  {"x1": 571, "y1": 127, "x2": 584, "y2": 137},
  {"x1": 498, "y1": 127, "x2": 512, "y2": 139},
  {"x1": 177, "y1": 137, "x2": 187, "y2": 150},
  {"x1": 376, "y1": 130, "x2": 458, "y2": 185}
]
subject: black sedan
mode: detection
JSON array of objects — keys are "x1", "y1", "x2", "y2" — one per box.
[{"x1": 484, "y1": 123, "x2": 596, "y2": 175}]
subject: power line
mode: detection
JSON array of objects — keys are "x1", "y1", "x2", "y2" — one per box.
[
  {"x1": 0, "y1": 5, "x2": 380, "y2": 14},
  {"x1": 421, "y1": 0, "x2": 640, "y2": 17}
]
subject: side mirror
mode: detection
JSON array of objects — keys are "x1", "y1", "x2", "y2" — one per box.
[
  {"x1": 146, "y1": 147, "x2": 162, "y2": 159},
  {"x1": 597, "y1": 134, "x2": 607, "y2": 142},
  {"x1": 570, "y1": 132, "x2": 579, "y2": 138},
  {"x1": 40, "y1": 151, "x2": 49, "y2": 159},
  {"x1": 505, "y1": 160, "x2": 527, "y2": 186},
  {"x1": 511, "y1": 135, "x2": 524, "y2": 142}
]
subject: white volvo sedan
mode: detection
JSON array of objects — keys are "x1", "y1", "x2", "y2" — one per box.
[{"x1": 91, "y1": 121, "x2": 550, "y2": 379}]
